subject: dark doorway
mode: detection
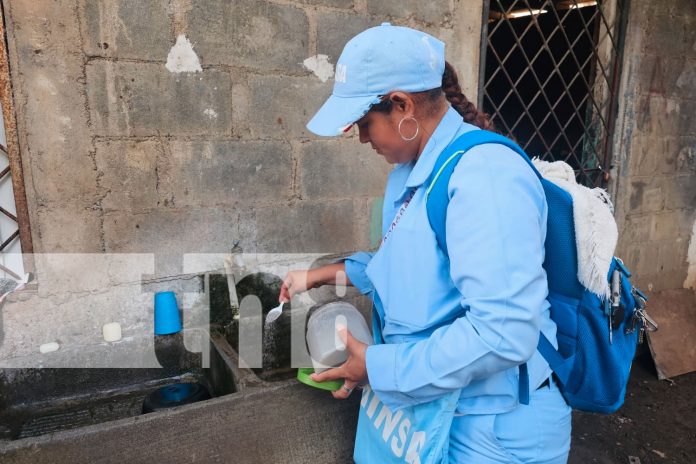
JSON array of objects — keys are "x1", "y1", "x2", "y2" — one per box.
[{"x1": 481, "y1": 0, "x2": 627, "y2": 187}]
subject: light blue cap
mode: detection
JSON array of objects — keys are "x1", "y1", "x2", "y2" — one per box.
[{"x1": 306, "y1": 22, "x2": 446, "y2": 137}]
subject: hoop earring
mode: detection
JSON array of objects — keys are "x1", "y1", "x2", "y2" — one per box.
[{"x1": 398, "y1": 117, "x2": 419, "y2": 142}]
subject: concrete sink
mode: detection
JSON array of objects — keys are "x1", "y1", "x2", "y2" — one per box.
[{"x1": 0, "y1": 323, "x2": 361, "y2": 463}]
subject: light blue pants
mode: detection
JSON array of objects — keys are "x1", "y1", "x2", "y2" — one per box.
[{"x1": 448, "y1": 378, "x2": 572, "y2": 463}]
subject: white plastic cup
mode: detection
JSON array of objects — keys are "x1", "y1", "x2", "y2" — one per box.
[
  {"x1": 305, "y1": 301, "x2": 373, "y2": 374},
  {"x1": 103, "y1": 322, "x2": 122, "y2": 342}
]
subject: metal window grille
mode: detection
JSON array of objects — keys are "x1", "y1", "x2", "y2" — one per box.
[
  {"x1": 0, "y1": 10, "x2": 32, "y2": 280},
  {"x1": 480, "y1": 0, "x2": 628, "y2": 187},
  {"x1": 0, "y1": 138, "x2": 25, "y2": 280}
]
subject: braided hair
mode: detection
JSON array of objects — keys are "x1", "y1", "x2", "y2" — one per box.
[{"x1": 441, "y1": 61, "x2": 495, "y2": 131}]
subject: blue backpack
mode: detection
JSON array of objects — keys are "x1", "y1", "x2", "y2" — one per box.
[{"x1": 424, "y1": 130, "x2": 657, "y2": 414}]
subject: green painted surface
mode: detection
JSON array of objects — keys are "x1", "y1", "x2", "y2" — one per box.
[{"x1": 370, "y1": 196, "x2": 384, "y2": 248}]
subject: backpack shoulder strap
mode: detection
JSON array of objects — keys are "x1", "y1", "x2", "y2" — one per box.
[
  {"x1": 425, "y1": 129, "x2": 542, "y2": 257},
  {"x1": 424, "y1": 129, "x2": 545, "y2": 405}
]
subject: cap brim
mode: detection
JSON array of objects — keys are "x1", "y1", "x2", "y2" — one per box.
[{"x1": 306, "y1": 93, "x2": 381, "y2": 136}]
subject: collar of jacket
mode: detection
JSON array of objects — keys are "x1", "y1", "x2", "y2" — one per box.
[{"x1": 391, "y1": 105, "x2": 473, "y2": 205}]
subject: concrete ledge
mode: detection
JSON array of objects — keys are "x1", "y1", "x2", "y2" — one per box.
[{"x1": 0, "y1": 378, "x2": 359, "y2": 463}]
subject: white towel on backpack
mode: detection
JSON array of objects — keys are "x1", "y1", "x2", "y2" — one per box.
[{"x1": 531, "y1": 157, "x2": 617, "y2": 301}]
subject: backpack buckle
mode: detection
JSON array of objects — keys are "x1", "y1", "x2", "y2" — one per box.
[
  {"x1": 614, "y1": 257, "x2": 632, "y2": 278},
  {"x1": 632, "y1": 286, "x2": 648, "y2": 303}
]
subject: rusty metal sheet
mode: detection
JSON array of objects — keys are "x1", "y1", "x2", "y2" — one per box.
[{"x1": 645, "y1": 288, "x2": 696, "y2": 380}]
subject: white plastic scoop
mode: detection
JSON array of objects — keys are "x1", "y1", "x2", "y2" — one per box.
[{"x1": 265, "y1": 301, "x2": 284, "y2": 324}]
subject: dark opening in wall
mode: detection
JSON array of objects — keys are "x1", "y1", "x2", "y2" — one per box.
[{"x1": 481, "y1": 0, "x2": 627, "y2": 187}]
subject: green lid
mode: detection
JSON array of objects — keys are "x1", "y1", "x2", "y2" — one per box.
[{"x1": 297, "y1": 367, "x2": 343, "y2": 392}]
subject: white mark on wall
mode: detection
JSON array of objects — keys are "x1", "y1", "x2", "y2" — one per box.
[
  {"x1": 98, "y1": 2, "x2": 134, "y2": 51},
  {"x1": 302, "y1": 55, "x2": 334, "y2": 83},
  {"x1": 59, "y1": 116, "x2": 72, "y2": 127},
  {"x1": 204, "y1": 108, "x2": 218, "y2": 119},
  {"x1": 202, "y1": 143, "x2": 214, "y2": 160},
  {"x1": 165, "y1": 34, "x2": 202, "y2": 73},
  {"x1": 35, "y1": 75, "x2": 58, "y2": 96},
  {"x1": 57, "y1": 116, "x2": 72, "y2": 143},
  {"x1": 104, "y1": 60, "x2": 131, "y2": 133},
  {"x1": 684, "y1": 218, "x2": 696, "y2": 290},
  {"x1": 255, "y1": 164, "x2": 262, "y2": 172},
  {"x1": 677, "y1": 145, "x2": 696, "y2": 170},
  {"x1": 665, "y1": 99, "x2": 679, "y2": 115},
  {"x1": 676, "y1": 65, "x2": 696, "y2": 92}
]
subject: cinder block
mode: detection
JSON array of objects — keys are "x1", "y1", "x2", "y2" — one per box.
[
  {"x1": 629, "y1": 234, "x2": 691, "y2": 290},
  {"x1": 664, "y1": 173, "x2": 696, "y2": 210},
  {"x1": 633, "y1": 241, "x2": 660, "y2": 278},
  {"x1": 656, "y1": 137, "x2": 682, "y2": 175},
  {"x1": 676, "y1": 139, "x2": 696, "y2": 172},
  {"x1": 94, "y1": 140, "x2": 160, "y2": 212},
  {"x1": 642, "y1": 13, "x2": 696, "y2": 59},
  {"x1": 106, "y1": 198, "x2": 358, "y2": 263},
  {"x1": 635, "y1": 55, "x2": 696, "y2": 101},
  {"x1": 187, "y1": 0, "x2": 308, "y2": 72},
  {"x1": 657, "y1": 238, "x2": 689, "y2": 277},
  {"x1": 36, "y1": 205, "x2": 103, "y2": 253},
  {"x1": 23, "y1": 141, "x2": 99, "y2": 206},
  {"x1": 634, "y1": 95, "x2": 682, "y2": 138},
  {"x1": 629, "y1": 136, "x2": 690, "y2": 176},
  {"x1": 86, "y1": 61, "x2": 232, "y2": 136},
  {"x1": 619, "y1": 213, "x2": 652, "y2": 244},
  {"x1": 672, "y1": 0, "x2": 696, "y2": 15},
  {"x1": 299, "y1": 138, "x2": 390, "y2": 199},
  {"x1": 316, "y1": 11, "x2": 377, "y2": 62},
  {"x1": 162, "y1": 140, "x2": 293, "y2": 207},
  {"x1": 650, "y1": 210, "x2": 688, "y2": 241},
  {"x1": 643, "y1": 241, "x2": 689, "y2": 290},
  {"x1": 366, "y1": 0, "x2": 452, "y2": 25},
  {"x1": 677, "y1": 99, "x2": 696, "y2": 136},
  {"x1": 636, "y1": 0, "x2": 694, "y2": 18},
  {"x1": 80, "y1": 0, "x2": 172, "y2": 60},
  {"x1": 247, "y1": 199, "x2": 357, "y2": 253},
  {"x1": 628, "y1": 177, "x2": 664, "y2": 214},
  {"x1": 626, "y1": 135, "x2": 659, "y2": 176},
  {"x1": 233, "y1": 73, "x2": 332, "y2": 139},
  {"x1": 103, "y1": 206, "x2": 247, "y2": 256},
  {"x1": 6, "y1": 1, "x2": 99, "y2": 203},
  {"x1": 437, "y1": 26, "x2": 481, "y2": 99}
]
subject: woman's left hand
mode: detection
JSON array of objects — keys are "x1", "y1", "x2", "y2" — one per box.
[{"x1": 310, "y1": 325, "x2": 369, "y2": 399}]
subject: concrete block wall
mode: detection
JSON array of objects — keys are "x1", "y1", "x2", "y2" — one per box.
[
  {"x1": 3, "y1": 0, "x2": 482, "y2": 261},
  {"x1": 612, "y1": 0, "x2": 696, "y2": 292},
  {"x1": 0, "y1": 0, "x2": 484, "y2": 359}
]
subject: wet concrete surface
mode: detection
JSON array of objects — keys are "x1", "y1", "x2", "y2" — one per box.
[
  {"x1": 0, "y1": 332, "x2": 236, "y2": 441},
  {"x1": 0, "y1": 377, "x2": 360, "y2": 464}
]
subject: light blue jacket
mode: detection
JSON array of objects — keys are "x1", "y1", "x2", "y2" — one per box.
[{"x1": 338, "y1": 105, "x2": 557, "y2": 415}]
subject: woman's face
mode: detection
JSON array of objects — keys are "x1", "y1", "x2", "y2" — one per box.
[{"x1": 352, "y1": 94, "x2": 421, "y2": 165}]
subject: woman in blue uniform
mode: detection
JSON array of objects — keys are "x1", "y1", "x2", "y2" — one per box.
[{"x1": 279, "y1": 23, "x2": 571, "y2": 463}]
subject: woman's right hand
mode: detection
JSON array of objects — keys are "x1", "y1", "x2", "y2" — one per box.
[
  {"x1": 279, "y1": 269, "x2": 318, "y2": 303},
  {"x1": 279, "y1": 263, "x2": 350, "y2": 303}
]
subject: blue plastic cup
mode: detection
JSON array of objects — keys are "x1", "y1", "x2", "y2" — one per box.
[{"x1": 154, "y1": 291, "x2": 182, "y2": 335}]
